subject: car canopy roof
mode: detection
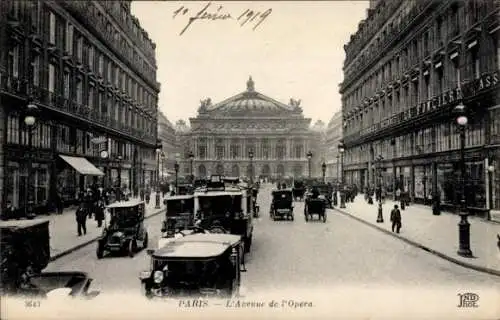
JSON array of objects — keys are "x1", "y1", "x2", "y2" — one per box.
[
  {"x1": 152, "y1": 240, "x2": 231, "y2": 259},
  {"x1": 106, "y1": 199, "x2": 145, "y2": 209}
]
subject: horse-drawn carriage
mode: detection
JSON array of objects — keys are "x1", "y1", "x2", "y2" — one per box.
[
  {"x1": 270, "y1": 189, "x2": 294, "y2": 221},
  {"x1": 304, "y1": 197, "x2": 327, "y2": 222},
  {"x1": 292, "y1": 180, "x2": 306, "y2": 201}
]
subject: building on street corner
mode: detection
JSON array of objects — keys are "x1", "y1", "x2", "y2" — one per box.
[
  {"x1": 177, "y1": 77, "x2": 323, "y2": 180},
  {"x1": 325, "y1": 111, "x2": 343, "y2": 180},
  {"x1": 0, "y1": 1, "x2": 160, "y2": 211},
  {"x1": 339, "y1": 0, "x2": 499, "y2": 217},
  {"x1": 157, "y1": 111, "x2": 180, "y2": 181}
]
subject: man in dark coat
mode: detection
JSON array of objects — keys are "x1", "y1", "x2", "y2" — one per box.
[
  {"x1": 94, "y1": 200, "x2": 105, "y2": 227},
  {"x1": 76, "y1": 204, "x2": 87, "y2": 236},
  {"x1": 390, "y1": 204, "x2": 402, "y2": 233}
]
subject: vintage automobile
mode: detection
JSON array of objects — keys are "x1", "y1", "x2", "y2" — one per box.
[
  {"x1": 96, "y1": 200, "x2": 149, "y2": 258},
  {"x1": 304, "y1": 197, "x2": 327, "y2": 222},
  {"x1": 269, "y1": 189, "x2": 294, "y2": 221},
  {"x1": 177, "y1": 184, "x2": 194, "y2": 195},
  {"x1": 292, "y1": 180, "x2": 306, "y2": 201},
  {"x1": 159, "y1": 194, "x2": 195, "y2": 248},
  {"x1": 193, "y1": 178, "x2": 208, "y2": 189},
  {"x1": 314, "y1": 183, "x2": 334, "y2": 208},
  {"x1": 0, "y1": 219, "x2": 99, "y2": 299},
  {"x1": 140, "y1": 233, "x2": 246, "y2": 299},
  {"x1": 193, "y1": 175, "x2": 254, "y2": 253}
]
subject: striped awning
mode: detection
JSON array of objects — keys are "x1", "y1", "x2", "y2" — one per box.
[{"x1": 59, "y1": 155, "x2": 104, "y2": 176}]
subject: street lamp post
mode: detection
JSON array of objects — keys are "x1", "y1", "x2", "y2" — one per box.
[
  {"x1": 322, "y1": 162, "x2": 326, "y2": 183},
  {"x1": 338, "y1": 143, "x2": 345, "y2": 209},
  {"x1": 422, "y1": 174, "x2": 428, "y2": 205},
  {"x1": 189, "y1": 151, "x2": 194, "y2": 182},
  {"x1": 248, "y1": 151, "x2": 254, "y2": 184},
  {"x1": 155, "y1": 147, "x2": 162, "y2": 209},
  {"x1": 174, "y1": 161, "x2": 179, "y2": 194},
  {"x1": 454, "y1": 102, "x2": 473, "y2": 257},
  {"x1": 376, "y1": 154, "x2": 384, "y2": 223},
  {"x1": 307, "y1": 151, "x2": 313, "y2": 178},
  {"x1": 23, "y1": 103, "x2": 39, "y2": 219},
  {"x1": 160, "y1": 152, "x2": 165, "y2": 182}
]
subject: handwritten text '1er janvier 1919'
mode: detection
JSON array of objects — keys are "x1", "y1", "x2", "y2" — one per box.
[{"x1": 173, "y1": 2, "x2": 272, "y2": 36}]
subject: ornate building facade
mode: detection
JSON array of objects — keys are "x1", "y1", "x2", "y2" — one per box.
[
  {"x1": 340, "y1": 0, "x2": 499, "y2": 214},
  {"x1": 178, "y1": 77, "x2": 322, "y2": 180},
  {"x1": 157, "y1": 111, "x2": 179, "y2": 179},
  {"x1": 325, "y1": 111, "x2": 343, "y2": 179},
  {"x1": 0, "y1": 1, "x2": 160, "y2": 210}
]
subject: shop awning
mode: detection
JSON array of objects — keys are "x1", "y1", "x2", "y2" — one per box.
[{"x1": 59, "y1": 155, "x2": 104, "y2": 176}]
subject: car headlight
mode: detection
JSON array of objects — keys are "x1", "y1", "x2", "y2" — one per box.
[{"x1": 153, "y1": 271, "x2": 164, "y2": 283}]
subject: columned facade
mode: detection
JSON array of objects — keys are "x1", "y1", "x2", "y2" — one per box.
[
  {"x1": 340, "y1": 0, "x2": 499, "y2": 215},
  {"x1": 179, "y1": 77, "x2": 321, "y2": 180}
]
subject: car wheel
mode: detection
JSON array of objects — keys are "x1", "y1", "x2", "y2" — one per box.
[
  {"x1": 96, "y1": 244, "x2": 104, "y2": 259},
  {"x1": 128, "y1": 240, "x2": 136, "y2": 257}
]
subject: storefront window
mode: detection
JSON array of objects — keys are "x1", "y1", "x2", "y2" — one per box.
[
  {"x1": 57, "y1": 168, "x2": 77, "y2": 202},
  {"x1": 436, "y1": 161, "x2": 485, "y2": 208}
]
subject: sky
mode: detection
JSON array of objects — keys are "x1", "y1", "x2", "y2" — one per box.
[{"x1": 131, "y1": 1, "x2": 369, "y2": 125}]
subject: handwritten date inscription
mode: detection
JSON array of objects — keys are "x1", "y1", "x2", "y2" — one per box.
[{"x1": 173, "y1": 2, "x2": 272, "y2": 36}]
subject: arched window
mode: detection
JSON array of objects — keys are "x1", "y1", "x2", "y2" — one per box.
[
  {"x1": 261, "y1": 138, "x2": 269, "y2": 159},
  {"x1": 261, "y1": 164, "x2": 270, "y2": 177},
  {"x1": 215, "y1": 138, "x2": 224, "y2": 159},
  {"x1": 230, "y1": 138, "x2": 240, "y2": 159},
  {"x1": 198, "y1": 164, "x2": 206, "y2": 177},
  {"x1": 198, "y1": 137, "x2": 207, "y2": 160},
  {"x1": 293, "y1": 139, "x2": 303, "y2": 158},
  {"x1": 231, "y1": 164, "x2": 240, "y2": 177},
  {"x1": 215, "y1": 163, "x2": 224, "y2": 175},
  {"x1": 276, "y1": 138, "x2": 286, "y2": 159}
]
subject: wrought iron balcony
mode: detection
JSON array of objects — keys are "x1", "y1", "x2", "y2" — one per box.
[{"x1": 0, "y1": 73, "x2": 155, "y2": 145}]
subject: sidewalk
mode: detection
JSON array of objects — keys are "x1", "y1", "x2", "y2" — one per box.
[
  {"x1": 45, "y1": 195, "x2": 166, "y2": 261},
  {"x1": 333, "y1": 194, "x2": 500, "y2": 277}
]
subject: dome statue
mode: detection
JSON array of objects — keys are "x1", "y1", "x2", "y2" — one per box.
[{"x1": 246, "y1": 76, "x2": 255, "y2": 92}]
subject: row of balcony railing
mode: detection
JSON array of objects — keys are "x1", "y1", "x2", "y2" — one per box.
[
  {"x1": 343, "y1": 0, "x2": 434, "y2": 88},
  {"x1": 59, "y1": 1, "x2": 158, "y2": 90},
  {"x1": 0, "y1": 73, "x2": 156, "y2": 145}
]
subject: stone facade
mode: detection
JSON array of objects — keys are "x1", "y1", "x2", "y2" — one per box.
[
  {"x1": 178, "y1": 77, "x2": 322, "y2": 180},
  {"x1": 325, "y1": 111, "x2": 343, "y2": 179},
  {"x1": 157, "y1": 111, "x2": 180, "y2": 178},
  {"x1": 340, "y1": 0, "x2": 499, "y2": 212},
  {"x1": 1, "y1": 1, "x2": 160, "y2": 209}
]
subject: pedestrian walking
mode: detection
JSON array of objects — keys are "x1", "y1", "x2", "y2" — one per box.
[
  {"x1": 94, "y1": 200, "x2": 105, "y2": 227},
  {"x1": 390, "y1": 204, "x2": 402, "y2": 234},
  {"x1": 75, "y1": 204, "x2": 87, "y2": 236}
]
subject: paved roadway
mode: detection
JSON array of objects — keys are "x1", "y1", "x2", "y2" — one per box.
[{"x1": 46, "y1": 184, "x2": 499, "y2": 295}]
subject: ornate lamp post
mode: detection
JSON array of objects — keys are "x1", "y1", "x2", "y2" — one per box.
[
  {"x1": 322, "y1": 162, "x2": 326, "y2": 183},
  {"x1": 160, "y1": 151, "x2": 165, "y2": 182},
  {"x1": 307, "y1": 151, "x2": 313, "y2": 178},
  {"x1": 338, "y1": 143, "x2": 345, "y2": 209},
  {"x1": 375, "y1": 154, "x2": 384, "y2": 223},
  {"x1": 248, "y1": 150, "x2": 254, "y2": 184},
  {"x1": 155, "y1": 147, "x2": 162, "y2": 209},
  {"x1": 454, "y1": 102, "x2": 473, "y2": 257},
  {"x1": 189, "y1": 151, "x2": 195, "y2": 182},
  {"x1": 23, "y1": 103, "x2": 40, "y2": 219}
]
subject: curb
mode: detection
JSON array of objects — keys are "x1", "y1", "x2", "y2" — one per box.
[
  {"x1": 333, "y1": 207, "x2": 500, "y2": 278},
  {"x1": 49, "y1": 207, "x2": 166, "y2": 262}
]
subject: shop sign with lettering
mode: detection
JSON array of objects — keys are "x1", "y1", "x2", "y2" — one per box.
[{"x1": 462, "y1": 71, "x2": 499, "y2": 98}]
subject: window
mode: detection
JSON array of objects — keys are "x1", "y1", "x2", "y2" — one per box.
[
  {"x1": 76, "y1": 36, "x2": 83, "y2": 61},
  {"x1": 30, "y1": 1, "x2": 41, "y2": 32},
  {"x1": 30, "y1": 55, "x2": 40, "y2": 86},
  {"x1": 98, "y1": 54, "x2": 104, "y2": 76},
  {"x1": 435, "y1": 66, "x2": 444, "y2": 94},
  {"x1": 8, "y1": 45, "x2": 19, "y2": 78},
  {"x1": 470, "y1": 48, "x2": 480, "y2": 79},
  {"x1": 48, "y1": 64, "x2": 56, "y2": 93},
  {"x1": 88, "y1": 46, "x2": 94, "y2": 68},
  {"x1": 49, "y1": 12, "x2": 56, "y2": 44},
  {"x1": 63, "y1": 70, "x2": 70, "y2": 99},
  {"x1": 88, "y1": 86, "x2": 94, "y2": 108},
  {"x1": 65, "y1": 23, "x2": 73, "y2": 54},
  {"x1": 7, "y1": 114, "x2": 20, "y2": 144},
  {"x1": 436, "y1": 17, "x2": 442, "y2": 46}
]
